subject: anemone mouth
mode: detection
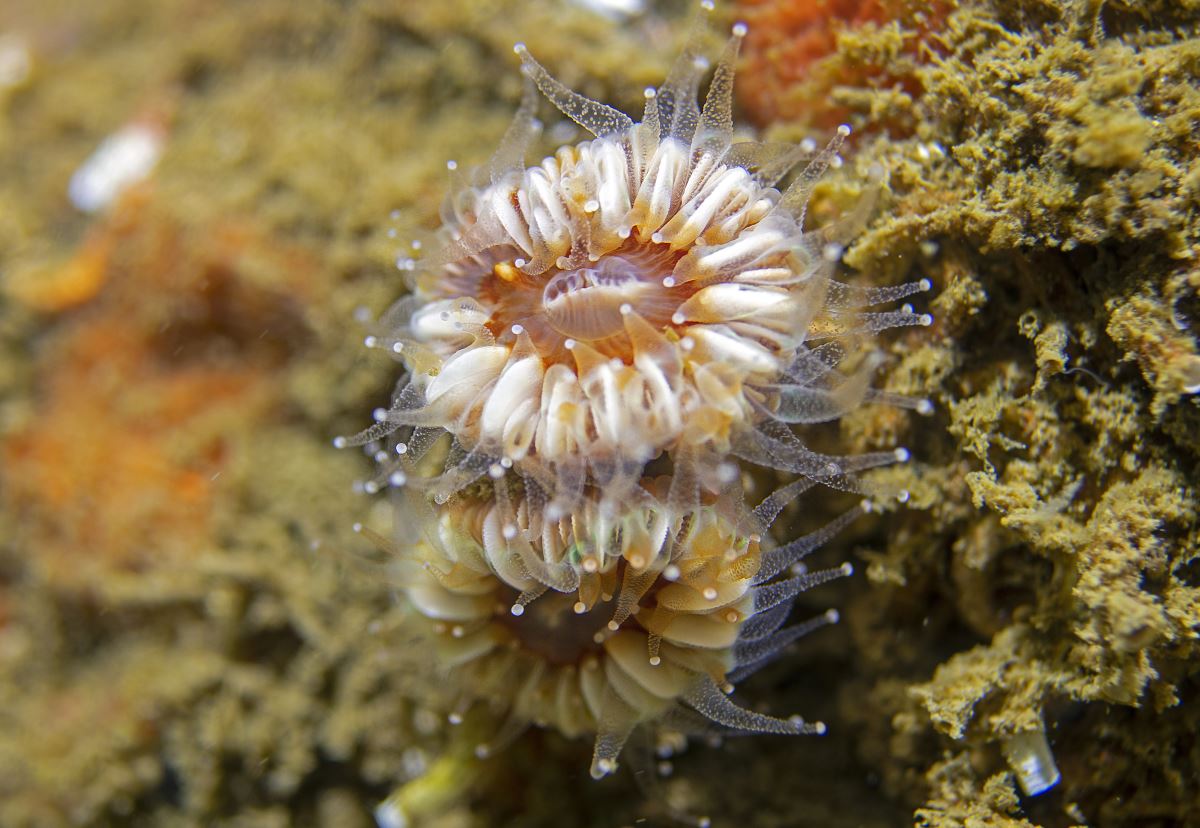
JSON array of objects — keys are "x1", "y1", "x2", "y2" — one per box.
[
  {"x1": 542, "y1": 256, "x2": 660, "y2": 341},
  {"x1": 495, "y1": 589, "x2": 607, "y2": 666},
  {"x1": 478, "y1": 239, "x2": 691, "y2": 364}
]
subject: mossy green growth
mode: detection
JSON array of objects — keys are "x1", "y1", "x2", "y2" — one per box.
[{"x1": 769, "y1": 0, "x2": 1200, "y2": 824}]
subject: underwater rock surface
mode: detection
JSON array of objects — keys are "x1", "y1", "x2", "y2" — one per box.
[{"x1": 0, "y1": 0, "x2": 1196, "y2": 826}]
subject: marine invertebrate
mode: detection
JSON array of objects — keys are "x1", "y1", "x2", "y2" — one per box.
[
  {"x1": 339, "y1": 5, "x2": 932, "y2": 517},
  {"x1": 342, "y1": 0, "x2": 934, "y2": 785},
  {"x1": 364, "y1": 474, "x2": 862, "y2": 779}
]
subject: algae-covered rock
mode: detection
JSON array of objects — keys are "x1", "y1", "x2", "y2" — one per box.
[{"x1": 741, "y1": 0, "x2": 1200, "y2": 824}]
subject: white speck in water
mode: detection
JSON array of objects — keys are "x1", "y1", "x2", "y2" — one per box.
[{"x1": 69, "y1": 122, "x2": 165, "y2": 213}]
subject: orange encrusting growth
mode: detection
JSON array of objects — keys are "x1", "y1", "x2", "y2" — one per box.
[
  {"x1": 736, "y1": 0, "x2": 951, "y2": 134},
  {"x1": 2, "y1": 193, "x2": 318, "y2": 589}
]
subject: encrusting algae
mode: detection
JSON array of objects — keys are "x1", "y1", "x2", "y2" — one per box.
[
  {"x1": 0, "y1": 0, "x2": 1198, "y2": 826},
  {"x1": 753, "y1": 0, "x2": 1200, "y2": 824}
]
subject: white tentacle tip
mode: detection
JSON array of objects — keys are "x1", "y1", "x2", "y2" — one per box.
[
  {"x1": 591, "y1": 758, "x2": 617, "y2": 779},
  {"x1": 732, "y1": 21, "x2": 749, "y2": 37}
]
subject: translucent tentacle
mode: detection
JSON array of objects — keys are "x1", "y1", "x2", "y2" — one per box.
[
  {"x1": 863, "y1": 388, "x2": 935, "y2": 415},
  {"x1": 692, "y1": 22, "x2": 745, "y2": 154},
  {"x1": 769, "y1": 358, "x2": 879, "y2": 424},
  {"x1": 655, "y1": 1, "x2": 714, "y2": 143},
  {"x1": 752, "y1": 563, "x2": 854, "y2": 614},
  {"x1": 683, "y1": 675, "x2": 820, "y2": 735},
  {"x1": 783, "y1": 342, "x2": 847, "y2": 384},
  {"x1": 812, "y1": 307, "x2": 934, "y2": 339},
  {"x1": 491, "y1": 76, "x2": 542, "y2": 186},
  {"x1": 609, "y1": 566, "x2": 660, "y2": 631},
  {"x1": 736, "y1": 601, "x2": 792, "y2": 641},
  {"x1": 514, "y1": 44, "x2": 634, "y2": 138},
  {"x1": 509, "y1": 583, "x2": 548, "y2": 617},
  {"x1": 825, "y1": 277, "x2": 933, "y2": 309},
  {"x1": 590, "y1": 688, "x2": 640, "y2": 778},
  {"x1": 775, "y1": 125, "x2": 851, "y2": 226},
  {"x1": 752, "y1": 502, "x2": 867, "y2": 585},
  {"x1": 751, "y1": 477, "x2": 817, "y2": 528},
  {"x1": 724, "y1": 141, "x2": 809, "y2": 187},
  {"x1": 428, "y1": 447, "x2": 494, "y2": 504},
  {"x1": 728, "y1": 610, "x2": 840, "y2": 682}
]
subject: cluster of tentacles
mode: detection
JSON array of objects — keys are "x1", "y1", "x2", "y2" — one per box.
[{"x1": 342, "y1": 5, "x2": 929, "y2": 780}]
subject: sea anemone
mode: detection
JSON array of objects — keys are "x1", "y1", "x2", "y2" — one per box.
[
  {"x1": 360, "y1": 473, "x2": 864, "y2": 779},
  {"x1": 338, "y1": 4, "x2": 932, "y2": 517},
  {"x1": 342, "y1": 0, "x2": 933, "y2": 786}
]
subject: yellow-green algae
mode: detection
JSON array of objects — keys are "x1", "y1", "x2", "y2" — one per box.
[
  {"x1": 764, "y1": 0, "x2": 1200, "y2": 824},
  {"x1": 0, "y1": 0, "x2": 1198, "y2": 827}
]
